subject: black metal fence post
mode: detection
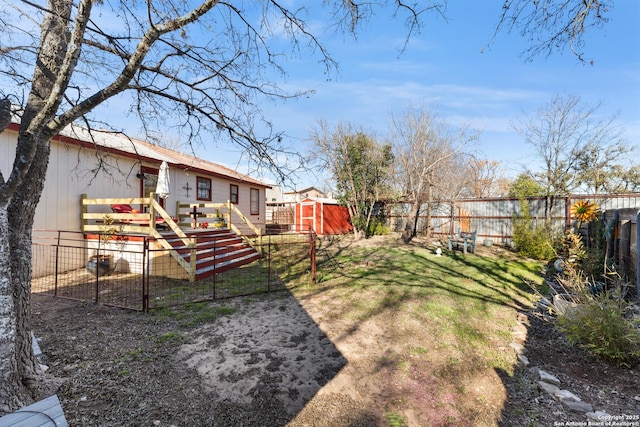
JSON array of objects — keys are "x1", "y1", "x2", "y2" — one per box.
[
  {"x1": 54, "y1": 231, "x2": 61, "y2": 296},
  {"x1": 267, "y1": 235, "x2": 272, "y2": 291},
  {"x1": 636, "y1": 210, "x2": 640, "y2": 304},
  {"x1": 143, "y1": 237, "x2": 149, "y2": 312},
  {"x1": 94, "y1": 234, "x2": 100, "y2": 304},
  {"x1": 310, "y1": 231, "x2": 316, "y2": 284}
]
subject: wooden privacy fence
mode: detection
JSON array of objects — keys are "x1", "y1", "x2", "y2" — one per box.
[
  {"x1": 386, "y1": 194, "x2": 640, "y2": 246},
  {"x1": 602, "y1": 208, "x2": 639, "y2": 300}
]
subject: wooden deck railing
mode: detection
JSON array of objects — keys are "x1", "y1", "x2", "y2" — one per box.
[
  {"x1": 175, "y1": 200, "x2": 262, "y2": 244},
  {"x1": 81, "y1": 194, "x2": 196, "y2": 276},
  {"x1": 81, "y1": 194, "x2": 261, "y2": 242},
  {"x1": 81, "y1": 195, "x2": 264, "y2": 281}
]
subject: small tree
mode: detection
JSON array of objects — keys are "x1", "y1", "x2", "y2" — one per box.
[
  {"x1": 311, "y1": 121, "x2": 393, "y2": 238},
  {"x1": 508, "y1": 173, "x2": 546, "y2": 198}
]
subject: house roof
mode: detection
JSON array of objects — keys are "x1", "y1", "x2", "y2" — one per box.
[
  {"x1": 300, "y1": 197, "x2": 341, "y2": 205},
  {"x1": 6, "y1": 121, "x2": 270, "y2": 188},
  {"x1": 284, "y1": 186, "x2": 324, "y2": 195}
]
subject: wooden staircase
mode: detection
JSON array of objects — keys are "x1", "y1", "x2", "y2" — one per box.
[
  {"x1": 163, "y1": 229, "x2": 261, "y2": 280},
  {"x1": 81, "y1": 196, "x2": 265, "y2": 281}
]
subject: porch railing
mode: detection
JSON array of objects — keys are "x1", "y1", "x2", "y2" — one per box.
[
  {"x1": 175, "y1": 200, "x2": 262, "y2": 245},
  {"x1": 80, "y1": 194, "x2": 263, "y2": 279},
  {"x1": 81, "y1": 194, "x2": 198, "y2": 276}
]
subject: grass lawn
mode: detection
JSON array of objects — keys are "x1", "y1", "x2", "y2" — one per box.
[{"x1": 291, "y1": 236, "x2": 544, "y2": 426}]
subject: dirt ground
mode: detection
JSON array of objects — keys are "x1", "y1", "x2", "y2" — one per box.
[{"x1": 29, "y1": 239, "x2": 640, "y2": 426}]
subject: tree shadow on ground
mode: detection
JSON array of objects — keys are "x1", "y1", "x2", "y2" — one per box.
[{"x1": 31, "y1": 290, "x2": 354, "y2": 426}]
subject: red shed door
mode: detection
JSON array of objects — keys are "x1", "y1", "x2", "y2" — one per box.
[{"x1": 299, "y1": 201, "x2": 316, "y2": 232}]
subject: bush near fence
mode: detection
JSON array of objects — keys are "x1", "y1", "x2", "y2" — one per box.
[{"x1": 31, "y1": 230, "x2": 316, "y2": 311}]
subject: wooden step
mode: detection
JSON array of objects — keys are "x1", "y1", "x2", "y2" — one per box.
[
  {"x1": 169, "y1": 236, "x2": 245, "y2": 255},
  {"x1": 195, "y1": 251, "x2": 262, "y2": 279},
  {"x1": 159, "y1": 229, "x2": 261, "y2": 280}
]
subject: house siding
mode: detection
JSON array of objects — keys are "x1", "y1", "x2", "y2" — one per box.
[{"x1": 2, "y1": 126, "x2": 268, "y2": 234}]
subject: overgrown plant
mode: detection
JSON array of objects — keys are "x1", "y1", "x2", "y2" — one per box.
[
  {"x1": 556, "y1": 288, "x2": 640, "y2": 367},
  {"x1": 552, "y1": 230, "x2": 640, "y2": 367},
  {"x1": 100, "y1": 215, "x2": 128, "y2": 252}
]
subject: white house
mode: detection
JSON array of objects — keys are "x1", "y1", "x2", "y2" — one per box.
[{"x1": 1, "y1": 122, "x2": 271, "y2": 235}]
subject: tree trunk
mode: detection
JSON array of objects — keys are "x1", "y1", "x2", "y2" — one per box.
[
  {"x1": 402, "y1": 199, "x2": 422, "y2": 243},
  {"x1": 0, "y1": 206, "x2": 28, "y2": 414},
  {"x1": 11, "y1": 133, "x2": 50, "y2": 385},
  {"x1": 0, "y1": 128, "x2": 51, "y2": 414},
  {"x1": 348, "y1": 205, "x2": 364, "y2": 240},
  {"x1": 424, "y1": 184, "x2": 433, "y2": 238},
  {"x1": 544, "y1": 194, "x2": 554, "y2": 224},
  {"x1": 1, "y1": 0, "x2": 73, "y2": 410},
  {"x1": 0, "y1": 12, "x2": 64, "y2": 404}
]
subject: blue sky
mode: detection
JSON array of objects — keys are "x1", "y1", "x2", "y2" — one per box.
[
  {"x1": 214, "y1": 1, "x2": 639, "y2": 189},
  {"x1": 64, "y1": 1, "x2": 640, "y2": 189}
]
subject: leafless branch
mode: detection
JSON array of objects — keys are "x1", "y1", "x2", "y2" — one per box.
[{"x1": 493, "y1": 0, "x2": 611, "y2": 62}]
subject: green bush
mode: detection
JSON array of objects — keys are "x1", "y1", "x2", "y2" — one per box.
[
  {"x1": 512, "y1": 218, "x2": 555, "y2": 260},
  {"x1": 367, "y1": 219, "x2": 389, "y2": 236},
  {"x1": 511, "y1": 198, "x2": 555, "y2": 260},
  {"x1": 556, "y1": 294, "x2": 640, "y2": 367}
]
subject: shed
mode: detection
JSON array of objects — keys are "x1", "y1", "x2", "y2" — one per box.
[{"x1": 295, "y1": 198, "x2": 352, "y2": 235}]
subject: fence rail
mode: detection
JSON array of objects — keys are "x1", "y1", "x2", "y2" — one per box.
[
  {"x1": 32, "y1": 230, "x2": 316, "y2": 311},
  {"x1": 386, "y1": 193, "x2": 640, "y2": 245}
]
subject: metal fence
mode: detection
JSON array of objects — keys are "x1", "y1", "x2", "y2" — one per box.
[
  {"x1": 387, "y1": 193, "x2": 640, "y2": 245},
  {"x1": 31, "y1": 230, "x2": 316, "y2": 311}
]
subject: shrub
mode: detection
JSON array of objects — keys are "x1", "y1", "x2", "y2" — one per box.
[
  {"x1": 367, "y1": 219, "x2": 389, "y2": 236},
  {"x1": 556, "y1": 293, "x2": 640, "y2": 367},
  {"x1": 511, "y1": 198, "x2": 555, "y2": 260},
  {"x1": 551, "y1": 227, "x2": 640, "y2": 367},
  {"x1": 512, "y1": 218, "x2": 555, "y2": 260}
]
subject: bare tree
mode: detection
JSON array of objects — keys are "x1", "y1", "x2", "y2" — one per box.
[
  {"x1": 0, "y1": 0, "x2": 444, "y2": 412},
  {"x1": 391, "y1": 107, "x2": 477, "y2": 242},
  {"x1": 462, "y1": 159, "x2": 506, "y2": 198},
  {"x1": 515, "y1": 94, "x2": 625, "y2": 222}
]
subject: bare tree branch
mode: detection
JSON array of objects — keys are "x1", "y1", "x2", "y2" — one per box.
[{"x1": 493, "y1": 0, "x2": 611, "y2": 62}]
